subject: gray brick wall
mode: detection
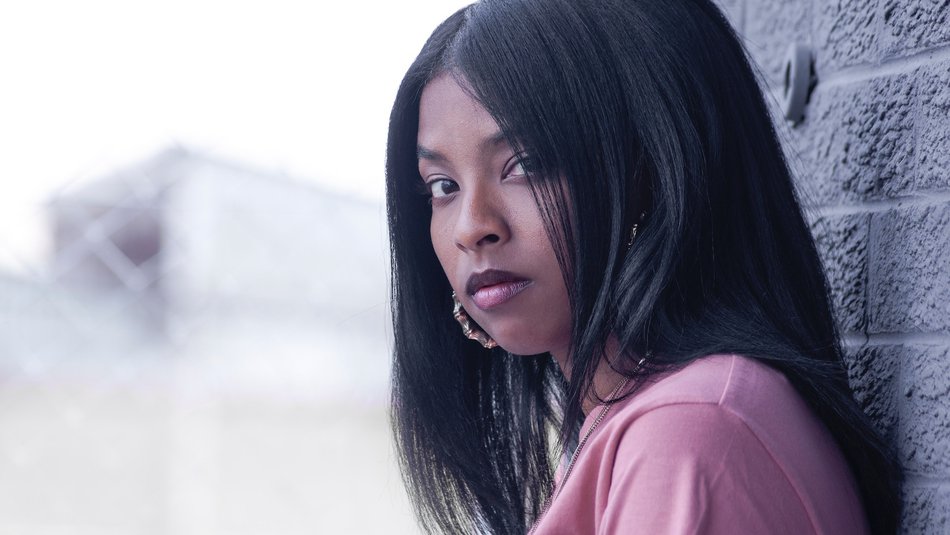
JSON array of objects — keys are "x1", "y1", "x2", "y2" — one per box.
[{"x1": 717, "y1": 0, "x2": 950, "y2": 532}]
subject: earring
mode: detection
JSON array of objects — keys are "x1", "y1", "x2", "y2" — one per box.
[
  {"x1": 451, "y1": 291, "x2": 498, "y2": 349},
  {"x1": 626, "y1": 211, "x2": 647, "y2": 250}
]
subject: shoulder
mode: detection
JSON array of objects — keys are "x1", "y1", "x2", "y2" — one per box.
[
  {"x1": 600, "y1": 353, "x2": 842, "y2": 486},
  {"x1": 590, "y1": 354, "x2": 868, "y2": 534},
  {"x1": 603, "y1": 354, "x2": 813, "y2": 452},
  {"x1": 599, "y1": 354, "x2": 800, "y2": 498},
  {"x1": 615, "y1": 353, "x2": 791, "y2": 412}
]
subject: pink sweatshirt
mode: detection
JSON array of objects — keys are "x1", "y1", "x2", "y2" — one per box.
[{"x1": 530, "y1": 354, "x2": 869, "y2": 534}]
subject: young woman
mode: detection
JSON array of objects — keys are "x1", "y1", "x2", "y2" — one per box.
[{"x1": 385, "y1": 1, "x2": 902, "y2": 533}]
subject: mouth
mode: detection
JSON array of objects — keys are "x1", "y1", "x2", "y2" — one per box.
[{"x1": 465, "y1": 269, "x2": 532, "y2": 310}]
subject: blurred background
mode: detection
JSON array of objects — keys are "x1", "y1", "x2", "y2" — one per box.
[
  {"x1": 0, "y1": 1, "x2": 469, "y2": 533},
  {"x1": 5, "y1": 0, "x2": 950, "y2": 533}
]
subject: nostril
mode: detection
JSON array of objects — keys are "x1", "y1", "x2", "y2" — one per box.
[
  {"x1": 459, "y1": 233, "x2": 501, "y2": 251},
  {"x1": 478, "y1": 234, "x2": 501, "y2": 246}
]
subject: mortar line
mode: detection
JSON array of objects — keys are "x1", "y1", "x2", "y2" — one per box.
[
  {"x1": 817, "y1": 43, "x2": 950, "y2": 89},
  {"x1": 902, "y1": 473, "x2": 950, "y2": 487},
  {"x1": 861, "y1": 212, "x2": 873, "y2": 342},
  {"x1": 842, "y1": 332, "x2": 950, "y2": 347},
  {"x1": 805, "y1": 191, "x2": 950, "y2": 216},
  {"x1": 739, "y1": 0, "x2": 747, "y2": 36}
]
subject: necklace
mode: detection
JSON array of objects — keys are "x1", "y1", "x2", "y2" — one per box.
[{"x1": 528, "y1": 357, "x2": 644, "y2": 534}]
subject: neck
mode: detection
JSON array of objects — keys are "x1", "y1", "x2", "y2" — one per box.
[{"x1": 550, "y1": 337, "x2": 635, "y2": 415}]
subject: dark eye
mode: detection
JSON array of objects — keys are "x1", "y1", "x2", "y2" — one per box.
[
  {"x1": 426, "y1": 178, "x2": 459, "y2": 199},
  {"x1": 506, "y1": 154, "x2": 539, "y2": 177}
]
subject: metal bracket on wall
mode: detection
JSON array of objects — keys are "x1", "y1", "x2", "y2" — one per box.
[{"x1": 782, "y1": 43, "x2": 818, "y2": 126}]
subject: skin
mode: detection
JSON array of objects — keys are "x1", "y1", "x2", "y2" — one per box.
[{"x1": 417, "y1": 73, "x2": 627, "y2": 413}]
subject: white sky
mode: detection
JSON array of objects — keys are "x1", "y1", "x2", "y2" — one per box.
[{"x1": 0, "y1": 0, "x2": 470, "y2": 273}]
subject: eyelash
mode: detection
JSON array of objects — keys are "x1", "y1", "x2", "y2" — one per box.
[
  {"x1": 506, "y1": 153, "x2": 539, "y2": 177},
  {"x1": 421, "y1": 177, "x2": 458, "y2": 201},
  {"x1": 417, "y1": 153, "x2": 538, "y2": 203},
  {"x1": 416, "y1": 152, "x2": 539, "y2": 196}
]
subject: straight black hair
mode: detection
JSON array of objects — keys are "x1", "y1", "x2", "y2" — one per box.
[{"x1": 386, "y1": 1, "x2": 902, "y2": 533}]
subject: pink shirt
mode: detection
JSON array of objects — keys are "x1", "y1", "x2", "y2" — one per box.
[{"x1": 530, "y1": 354, "x2": 869, "y2": 534}]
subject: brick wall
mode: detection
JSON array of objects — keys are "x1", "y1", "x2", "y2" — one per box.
[{"x1": 716, "y1": 0, "x2": 950, "y2": 531}]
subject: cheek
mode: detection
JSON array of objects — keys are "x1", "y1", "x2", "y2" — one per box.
[{"x1": 430, "y1": 216, "x2": 456, "y2": 282}]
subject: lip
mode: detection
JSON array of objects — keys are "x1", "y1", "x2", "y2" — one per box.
[{"x1": 466, "y1": 269, "x2": 532, "y2": 310}]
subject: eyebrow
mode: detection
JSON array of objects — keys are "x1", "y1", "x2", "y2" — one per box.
[
  {"x1": 416, "y1": 130, "x2": 509, "y2": 162},
  {"x1": 416, "y1": 145, "x2": 445, "y2": 162}
]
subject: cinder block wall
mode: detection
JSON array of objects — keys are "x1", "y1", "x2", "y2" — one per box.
[{"x1": 715, "y1": 0, "x2": 950, "y2": 531}]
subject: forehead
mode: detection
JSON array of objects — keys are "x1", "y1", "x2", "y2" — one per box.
[{"x1": 417, "y1": 74, "x2": 503, "y2": 154}]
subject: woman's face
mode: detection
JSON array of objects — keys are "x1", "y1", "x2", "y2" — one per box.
[{"x1": 417, "y1": 74, "x2": 572, "y2": 357}]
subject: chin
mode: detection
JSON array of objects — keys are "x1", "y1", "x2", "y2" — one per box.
[
  {"x1": 495, "y1": 341, "x2": 545, "y2": 356},
  {"x1": 486, "y1": 326, "x2": 565, "y2": 357}
]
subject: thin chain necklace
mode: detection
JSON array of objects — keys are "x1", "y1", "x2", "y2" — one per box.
[{"x1": 528, "y1": 357, "x2": 644, "y2": 534}]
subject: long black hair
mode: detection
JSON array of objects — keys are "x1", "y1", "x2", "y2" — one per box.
[{"x1": 386, "y1": 1, "x2": 901, "y2": 533}]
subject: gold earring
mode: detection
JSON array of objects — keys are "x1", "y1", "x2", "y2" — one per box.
[
  {"x1": 451, "y1": 291, "x2": 498, "y2": 349},
  {"x1": 626, "y1": 211, "x2": 647, "y2": 250}
]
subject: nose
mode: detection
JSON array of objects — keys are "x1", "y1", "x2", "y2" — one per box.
[{"x1": 453, "y1": 186, "x2": 511, "y2": 253}]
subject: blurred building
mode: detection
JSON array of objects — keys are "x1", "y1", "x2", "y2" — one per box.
[{"x1": 0, "y1": 147, "x2": 415, "y2": 534}]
